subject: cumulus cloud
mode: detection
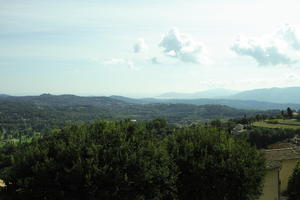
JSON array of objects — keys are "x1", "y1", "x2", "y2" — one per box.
[
  {"x1": 231, "y1": 24, "x2": 300, "y2": 66},
  {"x1": 133, "y1": 38, "x2": 148, "y2": 53},
  {"x1": 159, "y1": 28, "x2": 210, "y2": 64},
  {"x1": 277, "y1": 24, "x2": 300, "y2": 50}
]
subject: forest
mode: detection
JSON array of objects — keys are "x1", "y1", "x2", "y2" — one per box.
[{"x1": 0, "y1": 119, "x2": 265, "y2": 200}]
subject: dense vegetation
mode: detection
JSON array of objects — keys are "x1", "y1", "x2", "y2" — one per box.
[
  {"x1": 0, "y1": 95, "x2": 277, "y2": 143},
  {"x1": 287, "y1": 162, "x2": 300, "y2": 200},
  {"x1": 247, "y1": 127, "x2": 300, "y2": 148},
  {"x1": 0, "y1": 120, "x2": 266, "y2": 200}
]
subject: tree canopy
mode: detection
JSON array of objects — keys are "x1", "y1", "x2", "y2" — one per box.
[{"x1": 0, "y1": 120, "x2": 266, "y2": 200}]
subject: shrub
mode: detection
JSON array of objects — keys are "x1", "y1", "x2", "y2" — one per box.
[{"x1": 287, "y1": 162, "x2": 300, "y2": 200}]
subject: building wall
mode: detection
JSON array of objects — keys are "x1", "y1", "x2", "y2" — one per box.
[
  {"x1": 280, "y1": 159, "x2": 299, "y2": 192},
  {"x1": 259, "y1": 169, "x2": 279, "y2": 200},
  {"x1": 0, "y1": 179, "x2": 5, "y2": 187}
]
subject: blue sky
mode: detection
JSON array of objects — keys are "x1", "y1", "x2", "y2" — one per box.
[{"x1": 1, "y1": 0, "x2": 300, "y2": 97}]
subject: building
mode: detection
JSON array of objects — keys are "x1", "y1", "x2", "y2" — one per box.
[
  {"x1": 231, "y1": 124, "x2": 245, "y2": 136},
  {"x1": 263, "y1": 147, "x2": 300, "y2": 193},
  {"x1": 259, "y1": 160, "x2": 281, "y2": 200},
  {"x1": 0, "y1": 179, "x2": 5, "y2": 188},
  {"x1": 259, "y1": 147, "x2": 300, "y2": 200}
]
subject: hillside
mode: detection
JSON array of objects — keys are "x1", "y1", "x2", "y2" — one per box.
[{"x1": 0, "y1": 94, "x2": 278, "y2": 135}]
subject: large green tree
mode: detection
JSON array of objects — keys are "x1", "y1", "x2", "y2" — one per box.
[
  {"x1": 166, "y1": 127, "x2": 266, "y2": 200},
  {"x1": 0, "y1": 120, "x2": 177, "y2": 200}
]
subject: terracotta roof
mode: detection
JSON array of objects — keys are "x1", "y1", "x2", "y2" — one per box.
[{"x1": 263, "y1": 147, "x2": 300, "y2": 161}]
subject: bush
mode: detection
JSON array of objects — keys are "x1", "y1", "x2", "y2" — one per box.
[{"x1": 287, "y1": 162, "x2": 300, "y2": 200}]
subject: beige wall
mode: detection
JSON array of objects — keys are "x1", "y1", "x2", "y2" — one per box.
[
  {"x1": 259, "y1": 169, "x2": 279, "y2": 200},
  {"x1": 0, "y1": 179, "x2": 5, "y2": 187},
  {"x1": 280, "y1": 159, "x2": 298, "y2": 192}
]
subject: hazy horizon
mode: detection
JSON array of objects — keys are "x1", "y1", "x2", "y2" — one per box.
[
  {"x1": 1, "y1": 0, "x2": 300, "y2": 95},
  {"x1": 2, "y1": 86, "x2": 300, "y2": 99}
]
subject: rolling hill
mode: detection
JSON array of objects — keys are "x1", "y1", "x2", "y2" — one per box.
[{"x1": 0, "y1": 94, "x2": 278, "y2": 134}]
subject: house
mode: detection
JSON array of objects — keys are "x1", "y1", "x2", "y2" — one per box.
[
  {"x1": 231, "y1": 124, "x2": 245, "y2": 136},
  {"x1": 259, "y1": 160, "x2": 281, "y2": 200},
  {"x1": 0, "y1": 179, "x2": 5, "y2": 187},
  {"x1": 263, "y1": 148, "x2": 300, "y2": 193}
]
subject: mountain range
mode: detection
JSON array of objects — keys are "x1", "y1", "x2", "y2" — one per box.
[
  {"x1": 158, "y1": 87, "x2": 300, "y2": 104},
  {"x1": 1, "y1": 86, "x2": 300, "y2": 111},
  {"x1": 158, "y1": 88, "x2": 238, "y2": 99}
]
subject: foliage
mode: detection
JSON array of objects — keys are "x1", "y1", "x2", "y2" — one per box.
[
  {"x1": 166, "y1": 127, "x2": 266, "y2": 200},
  {"x1": 287, "y1": 107, "x2": 293, "y2": 118},
  {"x1": 0, "y1": 120, "x2": 266, "y2": 200},
  {"x1": 287, "y1": 162, "x2": 300, "y2": 200},
  {"x1": 247, "y1": 127, "x2": 300, "y2": 148},
  {"x1": 0, "y1": 120, "x2": 177, "y2": 200}
]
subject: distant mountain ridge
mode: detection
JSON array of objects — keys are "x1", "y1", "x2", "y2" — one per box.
[
  {"x1": 110, "y1": 96, "x2": 300, "y2": 110},
  {"x1": 158, "y1": 88, "x2": 238, "y2": 99},
  {"x1": 1, "y1": 94, "x2": 125, "y2": 107},
  {"x1": 158, "y1": 87, "x2": 300, "y2": 104},
  {"x1": 1, "y1": 92, "x2": 300, "y2": 111},
  {"x1": 228, "y1": 87, "x2": 300, "y2": 104}
]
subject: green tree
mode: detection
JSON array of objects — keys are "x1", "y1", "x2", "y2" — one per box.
[
  {"x1": 166, "y1": 127, "x2": 266, "y2": 200},
  {"x1": 0, "y1": 121, "x2": 177, "y2": 200},
  {"x1": 287, "y1": 162, "x2": 300, "y2": 200},
  {"x1": 210, "y1": 119, "x2": 222, "y2": 129},
  {"x1": 287, "y1": 107, "x2": 293, "y2": 118}
]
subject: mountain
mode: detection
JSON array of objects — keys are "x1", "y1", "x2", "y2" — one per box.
[
  {"x1": 110, "y1": 96, "x2": 300, "y2": 110},
  {"x1": 2, "y1": 94, "x2": 126, "y2": 107},
  {"x1": 110, "y1": 95, "x2": 159, "y2": 104},
  {"x1": 158, "y1": 88, "x2": 238, "y2": 99},
  {"x1": 229, "y1": 87, "x2": 300, "y2": 104},
  {"x1": 0, "y1": 94, "x2": 9, "y2": 97}
]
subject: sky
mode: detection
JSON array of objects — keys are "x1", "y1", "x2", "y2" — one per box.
[{"x1": 1, "y1": 0, "x2": 300, "y2": 97}]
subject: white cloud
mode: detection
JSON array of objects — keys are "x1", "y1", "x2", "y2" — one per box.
[
  {"x1": 286, "y1": 74, "x2": 299, "y2": 82},
  {"x1": 277, "y1": 24, "x2": 300, "y2": 50},
  {"x1": 231, "y1": 24, "x2": 300, "y2": 66},
  {"x1": 133, "y1": 38, "x2": 148, "y2": 53},
  {"x1": 159, "y1": 28, "x2": 210, "y2": 64}
]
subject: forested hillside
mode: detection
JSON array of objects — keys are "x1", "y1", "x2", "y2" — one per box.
[{"x1": 0, "y1": 94, "x2": 278, "y2": 136}]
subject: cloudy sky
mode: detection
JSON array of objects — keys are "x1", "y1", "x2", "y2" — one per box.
[{"x1": 1, "y1": 0, "x2": 300, "y2": 97}]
